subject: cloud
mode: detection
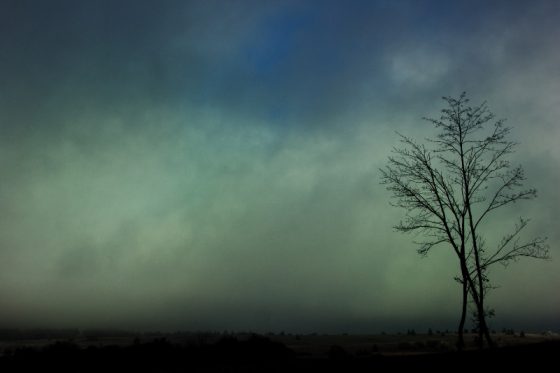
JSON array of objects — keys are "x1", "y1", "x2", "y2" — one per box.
[
  {"x1": 389, "y1": 49, "x2": 450, "y2": 88},
  {"x1": 0, "y1": 0, "x2": 558, "y2": 332}
]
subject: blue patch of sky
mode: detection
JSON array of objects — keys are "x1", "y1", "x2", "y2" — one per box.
[{"x1": 242, "y1": 7, "x2": 317, "y2": 76}]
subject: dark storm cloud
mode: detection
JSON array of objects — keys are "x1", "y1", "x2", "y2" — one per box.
[
  {"x1": 2, "y1": 0, "x2": 554, "y2": 130},
  {"x1": 0, "y1": 0, "x2": 558, "y2": 332}
]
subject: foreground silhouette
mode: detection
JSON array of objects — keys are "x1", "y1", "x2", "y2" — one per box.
[{"x1": 1, "y1": 334, "x2": 559, "y2": 372}]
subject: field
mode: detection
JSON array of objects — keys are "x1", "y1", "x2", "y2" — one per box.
[
  {"x1": 270, "y1": 331, "x2": 558, "y2": 357},
  {"x1": 1, "y1": 329, "x2": 559, "y2": 371}
]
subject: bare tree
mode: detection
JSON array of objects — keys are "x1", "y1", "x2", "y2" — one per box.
[{"x1": 380, "y1": 93, "x2": 549, "y2": 350}]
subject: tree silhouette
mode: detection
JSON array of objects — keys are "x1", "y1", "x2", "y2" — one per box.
[{"x1": 380, "y1": 93, "x2": 549, "y2": 350}]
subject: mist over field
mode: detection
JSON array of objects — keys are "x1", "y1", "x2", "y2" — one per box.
[{"x1": 0, "y1": 0, "x2": 559, "y2": 333}]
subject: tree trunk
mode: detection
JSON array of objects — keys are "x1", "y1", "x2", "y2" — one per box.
[
  {"x1": 457, "y1": 278, "x2": 467, "y2": 351},
  {"x1": 476, "y1": 302, "x2": 494, "y2": 348},
  {"x1": 476, "y1": 302, "x2": 485, "y2": 348},
  {"x1": 459, "y1": 259, "x2": 486, "y2": 347},
  {"x1": 465, "y1": 187, "x2": 493, "y2": 348}
]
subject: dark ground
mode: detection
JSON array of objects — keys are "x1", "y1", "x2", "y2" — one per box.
[{"x1": 0, "y1": 330, "x2": 558, "y2": 372}]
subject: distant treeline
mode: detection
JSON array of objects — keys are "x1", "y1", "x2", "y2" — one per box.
[
  {"x1": 0, "y1": 328, "x2": 282, "y2": 341},
  {"x1": 0, "y1": 329, "x2": 81, "y2": 340},
  {"x1": 0, "y1": 328, "x2": 140, "y2": 341}
]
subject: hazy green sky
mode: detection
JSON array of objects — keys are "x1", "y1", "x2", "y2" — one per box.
[{"x1": 0, "y1": 0, "x2": 559, "y2": 333}]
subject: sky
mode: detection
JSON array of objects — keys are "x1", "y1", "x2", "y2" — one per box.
[{"x1": 0, "y1": 0, "x2": 559, "y2": 333}]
